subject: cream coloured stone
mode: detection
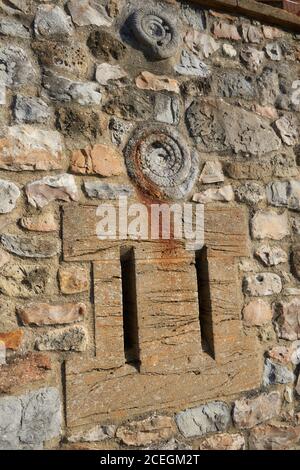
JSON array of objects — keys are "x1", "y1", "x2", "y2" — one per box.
[
  {"x1": 243, "y1": 299, "x2": 272, "y2": 326},
  {"x1": 251, "y1": 210, "x2": 289, "y2": 240},
  {"x1": 193, "y1": 185, "x2": 234, "y2": 203}
]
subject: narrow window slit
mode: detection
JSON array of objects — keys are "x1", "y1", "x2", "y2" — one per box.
[
  {"x1": 120, "y1": 247, "x2": 140, "y2": 370},
  {"x1": 195, "y1": 248, "x2": 215, "y2": 359}
]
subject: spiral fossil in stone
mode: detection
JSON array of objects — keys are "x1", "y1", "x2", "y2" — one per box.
[
  {"x1": 130, "y1": 8, "x2": 180, "y2": 59},
  {"x1": 124, "y1": 125, "x2": 199, "y2": 201}
]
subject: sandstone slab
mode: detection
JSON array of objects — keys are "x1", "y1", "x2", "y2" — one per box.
[
  {"x1": 26, "y1": 174, "x2": 79, "y2": 209},
  {"x1": 0, "y1": 329, "x2": 23, "y2": 350},
  {"x1": 71, "y1": 145, "x2": 124, "y2": 176},
  {"x1": 59, "y1": 266, "x2": 89, "y2": 295},
  {"x1": 249, "y1": 423, "x2": 300, "y2": 450},
  {"x1": 136, "y1": 71, "x2": 179, "y2": 93},
  {"x1": 116, "y1": 416, "x2": 176, "y2": 447},
  {"x1": 255, "y1": 245, "x2": 288, "y2": 266},
  {"x1": 212, "y1": 21, "x2": 241, "y2": 40},
  {"x1": 233, "y1": 392, "x2": 281, "y2": 429},
  {"x1": 84, "y1": 182, "x2": 134, "y2": 200},
  {"x1": 18, "y1": 302, "x2": 86, "y2": 326},
  {"x1": 20, "y1": 212, "x2": 58, "y2": 232}
]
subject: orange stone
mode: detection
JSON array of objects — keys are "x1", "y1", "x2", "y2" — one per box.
[
  {"x1": 135, "y1": 71, "x2": 179, "y2": 93},
  {"x1": 0, "y1": 329, "x2": 23, "y2": 350},
  {"x1": 71, "y1": 144, "x2": 124, "y2": 176},
  {"x1": 20, "y1": 212, "x2": 58, "y2": 232}
]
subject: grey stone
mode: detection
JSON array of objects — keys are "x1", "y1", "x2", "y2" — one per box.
[
  {"x1": 0, "y1": 263, "x2": 49, "y2": 298},
  {"x1": 146, "y1": 438, "x2": 192, "y2": 451},
  {"x1": 154, "y1": 94, "x2": 180, "y2": 125},
  {"x1": 103, "y1": 87, "x2": 152, "y2": 121},
  {"x1": 271, "y1": 153, "x2": 298, "y2": 178},
  {"x1": 84, "y1": 182, "x2": 134, "y2": 200},
  {"x1": 186, "y1": 99, "x2": 281, "y2": 156},
  {"x1": 68, "y1": 424, "x2": 116, "y2": 443},
  {"x1": 174, "y1": 50, "x2": 210, "y2": 77},
  {"x1": 274, "y1": 115, "x2": 299, "y2": 146},
  {"x1": 43, "y1": 71, "x2": 101, "y2": 105},
  {"x1": 257, "y1": 67, "x2": 280, "y2": 106},
  {"x1": 0, "y1": 179, "x2": 20, "y2": 213},
  {"x1": 0, "y1": 46, "x2": 36, "y2": 87},
  {"x1": 67, "y1": 0, "x2": 112, "y2": 27},
  {"x1": 241, "y1": 24, "x2": 263, "y2": 44},
  {"x1": 175, "y1": 401, "x2": 231, "y2": 438},
  {"x1": 181, "y1": 2, "x2": 206, "y2": 30},
  {"x1": 267, "y1": 180, "x2": 300, "y2": 211},
  {"x1": 185, "y1": 31, "x2": 219, "y2": 59},
  {"x1": 14, "y1": 96, "x2": 53, "y2": 124},
  {"x1": 36, "y1": 325, "x2": 87, "y2": 351},
  {"x1": 20, "y1": 388, "x2": 61, "y2": 444},
  {"x1": 0, "y1": 396, "x2": 22, "y2": 448},
  {"x1": 255, "y1": 245, "x2": 288, "y2": 266},
  {"x1": 214, "y1": 71, "x2": 256, "y2": 100},
  {"x1": 0, "y1": 234, "x2": 60, "y2": 258},
  {"x1": 263, "y1": 359, "x2": 294, "y2": 386},
  {"x1": 34, "y1": 5, "x2": 74, "y2": 38},
  {"x1": 26, "y1": 174, "x2": 79, "y2": 209},
  {"x1": 265, "y1": 42, "x2": 282, "y2": 61},
  {"x1": 235, "y1": 182, "x2": 265, "y2": 205},
  {"x1": 240, "y1": 47, "x2": 264, "y2": 72},
  {"x1": 0, "y1": 17, "x2": 30, "y2": 38},
  {"x1": 96, "y1": 63, "x2": 128, "y2": 86},
  {"x1": 243, "y1": 273, "x2": 282, "y2": 296},
  {"x1": 109, "y1": 117, "x2": 133, "y2": 146}
]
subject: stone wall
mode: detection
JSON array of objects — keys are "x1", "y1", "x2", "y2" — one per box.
[{"x1": 0, "y1": 0, "x2": 300, "y2": 451}]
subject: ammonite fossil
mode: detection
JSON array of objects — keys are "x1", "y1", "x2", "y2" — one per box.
[
  {"x1": 130, "y1": 8, "x2": 180, "y2": 59},
  {"x1": 124, "y1": 125, "x2": 199, "y2": 201}
]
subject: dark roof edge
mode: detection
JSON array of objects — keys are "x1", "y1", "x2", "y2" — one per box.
[{"x1": 187, "y1": 0, "x2": 300, "y2": 32}]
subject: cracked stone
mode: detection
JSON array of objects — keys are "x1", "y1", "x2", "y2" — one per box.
[
  {"x1": 71, "y1": 145, "x2": 124, "y2": 176},
  {"x1": 274, "y1": 116, "x2": 299, "y2": 146},
  {"x1": 0, "y1": 46, "x2": 36, "y2": 87},
  {"x1": 255, "y1": 245, "x2": 288, "y2": 266},
  {"x1": 174, "y1": 50, "x2": 210, "y2": 77},
  {"x1": 265, "y1": 42, "x2": 282, "y2": 61},
  {"x1": 67, "y1": 0, "x2": 112, "y2": 27},
  {"x1": 275, "y1": 299, "x2": 300, "y2": 341},
  {"x1": 136, "y1": 71, "x2": 179, "y2": 93},
  {"x1": 243, "y1": 273, "x2": 282, "y2": 296},
  {"x1": 249, "y1": 423, "x2": 300, "y2": 450},
  {"x1": 214, "y1": 70, "x2": 256, "y2": 100},
  {"x1": 1, "y1": 235, "x2": 60, "y2": 259},
  {"x1": 0, "y1": 179, "x2": 20, "y2": 214},
  {"x1": 184, "y1": 30, "x2": 219, "y2": 58},
  {"x1": 35, "y1": 325, "x2": 87, "y2": 352},
  {"x1": 233, "y1": 392, "x2": 281, "y2": 429},
  {"x1": 235, "y1": 182, "x2": 265, "y2": 205},
  {"x1": 26, "y1": 174, "x2": 79, "y2": 209},
  {"x1": 0, "y1": 396, "x2": 22, "y2": 449},
  {"x1": 251, "y1": 210, "x2": 289, "y2": 240},
  {"x1": 267, "y1": 180, "x2": 300, "y2": 210},
  {"x1": 243, "y1": 299, "x2": 272, "y2": 326},
  {"x1": 175, "y1": 402, "x2": 231, "y2": 438},
  {"x1": 199, "y1": 161, "x2": 224, "y2": 184},
  {"x1": 0, "y1": 17, "x2": 30, "y2": 38},
  {"x1": 263, "y1": 359, "x2": 294, "y2": 386},
  {"x1": 34, "y1": 5, "x2": 74, "y2": 38},
  {"x1": 43, "y1": 71, "x2": 101, "y2": 106},
  {"x1": 96, "y1": 63, "x2": 127, "y2": 86},
  {"x1": 14, "y1": 96, "x2": 53, "y2": 124},
  {"x1": 116, "y1": 416, "x2": 176, "y2": 447},
  {"x1": 154, "y1": 94, "x2": 180, "y2": 125},
  {"x1": 193, "y1": 185, "x2": 234, "y2": 203},
  {"x1": 109, "y1": 117, "x2": 133, "y2": 146},
  {"x1": 241, "y1": 24, "x2": 263, "y2": 44},
  {"x1": 212, "y1": 21, "x2": 241, "y2": 40},
  {"x1": 68, "y1": 424, "x2": 116, "y2": 443},
  {"x1": 18, "y1": 302, "x2": 86, "y2": 325},
  {"x1": 240, "y1": 47, "x2": 264, "y2": 72}
]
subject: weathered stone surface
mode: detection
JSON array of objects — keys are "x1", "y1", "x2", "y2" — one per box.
[
  {"x1": 0, "y1": 263, "x2": 49, "y2": 298},
  {"x1": 293, "y1": 246, "x2": 300, "y2": 279},
  {"x1": 0, "y1": 396, "x2": 22, "y2": 449},
  {"x1": 214, "y1": 70, "x2": 256, "y2": 100},
  {"x1": 26, "y1": 174, "x2": 79, "y2": 209},
  {"x1": 103, "y1": 88, "x2": 152, "y2": 121},
  {"x1": 20, "y1": 212, "x2": 58, "y2": 232},
  {"x1": 175, "y1": 402, "x2": 231, "y2": 438},
  {"x1": 181, "y1": 3, "x2": 206, "y2": 30},
  {"x1": 243, "y1": 299, "x2": 272, "y2": 326},
  {"x1": 262, "y1": 26, "x2": 283, "y2": 39},
  {"x1": 212, "y1": 21, "x2": 241, "y2": 40},
  {"x1": 199, "y1": 161, "x2": 224, "y2": 184},
  {"x1": 265, "y1": 42, "x2": 282, "y2": 61},
  {"x1": 116, "y1": 416, "x2": 176, "y2": 447},
  {"x1": 186, "y1": 98, "x2": 281, "y2": 155},
  {"x1": 67, "y1": 0, "x2": 112, "y2": 27},
  {"x1": 0, "y1": 126, "x2": 64, "y2": 171},
  {"x1": 255, "y1": 245, "x2": 288, "y2": 266},
  {"x1": 59, "y1": 266, "x2": 88, "y2": 294},
  {"x1": 275, "y1": 299, "x2": 300, "y2": 341},
  {"x1": 0, "y1": 179, "x2": 20, "y2": 214},
  {"x1": 199, "y1": 433, "x2": 245, "y2": 450},
  {"x1": 174, "y1": 50, "x2": 210, "y2": 77},
  {"x1": 222, "y1": 43, "x2": 237, "y2": 58},
  {"x1": 109, "y1": 117, "x2": 133, "y2": 146},
  {"x1": 34, "y1": 5, "x2": 74, "y2": 38},
  {"x1": 240, "y1": 47, "x2": 264, "y2": 72},
  {"x1": 0, "y1": 234, "x2": 59, "y2": 259},
  {"x1": 0, "y1": 354, "x2": 52, "y2": 394},
  {"x1": 257, "y1": 67, "x2": 280, "y2": 106},
  {"x1": 87, "y1": 30, "x2": 126, "y2": 61},
  {"x1": 96, "y1": 63, "x2": 127, "y2": 86},
  {"x1": 0, "y1": 329, "x2": 23, "y2": 350},
  {"x1": 71, "y1": 145, "x2": 124, "y2": 176},
  {"x1": 19, "y1": 388, "x2": 62, "y2": 444},
  {"x1": 263, "y1": 359, "x2": 294, "y2": 386},
  {"x1": 184, "y1": 30, "x2": 219, "y2": 58},
  {"x1": 84, "y1": 182, "x2": 134, "y2": 200},
  {"x1": 0, "y1": 17, "x2": 30, "y2": 38},
  {"x1": 252, "y1": 103, "x2": 278, "y2": 120},
  {"x1": 268, "y1": 345, "x2": 292, "y2": 365},
  {"x1": 193, "y1": 185, "x2": 234, "y2": 203},
  {"x1": 243, "y1": 273, "x2": 282, "y2": 296},
  {"x1": 251, "y1": 210, "x2": 289, "y2": 240},
  {"x1": 0, "y1": 46, "x2": 35, "y2": 87},
  {"x1": 274, "y1": 116, "x2": 299, "y2": 146},
  {"x1": 154, "y1": 94, "x2": 180, "y2": 125},
  {"x1": 68, "y1": 424, "x2": 116, "y2": 443},
  {"x1": 36, "y1": 326, "x2": 87, "y2": 352},
  {"x1": 235, "y1": 182, "x2": 265, "y2": 205},
  {"x1": 249, "y1": 423, "x2": 300, "y2": 450},
  {"x1": 18, "y1": 302, "x2": 86, "y2": 326},
  {"x1": 241, "y1": 24, "x2": 263, "y2": 43},
  {"x1": 145, "y1": 438, "x2": 191, "y2": 451},
  {"x1": 14, "y1": 96, "x2": 53, "y2": 124},
  {"x1": 0, "y1": 248, "x2": 10, "y2": 268},
  {"x1": 43, "y1": 71, "x2": 101, "y2": 105},
  {"x1": 136, "y1": 71, "x2": 179, "y2": 93},
  {"x1": 233, "y1": 392, "x2": 281, "y2": 429}
]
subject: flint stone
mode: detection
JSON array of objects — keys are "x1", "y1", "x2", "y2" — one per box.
[
  {"x1": 181, "y1": 3, "x2": 206, "y2": 30},
  {"x1": 184, "y1": 30, "x2": 219, "y2": 59},
  {"x1": 20, "y1": 388, "x2": 61, "y2": 444},
  {"x1": 241, "y1": 24, "x2": 263, "y2": 44},
  {"x1": 0, "y1": 17, "x2": 30, "y2": 38},
  {"x1": 186, "y1": 98, "x2": 281, "y2": 155},
  {"x1": 34, "y1": 5, "x2": 74, "y2": 38},
  {"x1": 109, "y1": 117, "x2": 133, "y2": 146},
  {"x1": 26, "y1": 174, "x2": 79, "y2": 209},
  {"x1": 267, "y1": 180, "x2": 300, "y2": 210},
  {"x1": 235, "y1": 182, "x2": 265, "y2": 205},
  {"x1": 14, "y1": 96, "x2": 53, "y2": 124},
  {"x1": 243, "y1": 273, "x2": 282, "y2": 296},
  {"x1": 233, "y1": 392, "x2": 281, "y2": 429},
  {"x1": 251, "y1": 210, "x2": 289, "y2": 240},
  {"x1": 274, "y1": 116, "x2": 299, "y2": 146},
  {"x1": 240, "y1": 47, "x2": 264, "y2": 72},
  {"x1": 0, "y1": 234, "x2": 60, "y2": 258},
  {"x1": 263, "y1": 359, "x2": 294, "y2": 386},
  {"x1": 265, "y1": 42, "x2": 282, "y2": 61},
  {"x1": 0, "y1": 125, "x2": 64, "y2": 171},
  {"x1": 84, "y1": 182, "x2": 134, "y2": 200},
  {"x1": 96, "y1": 63, "x2": 127, "y2": 86},
  {"x1": 222, "y1": 44, "x2": 237, "y2": 58},
  {"x1": 0, "y1": 46, "x2": 35, "y2": 87},
  {"x1": 0, "y1": 179, "x2": 20, "y2": 213},
  {"x1": 0, "y1": 396, "x2": 22, "y2": 447},
  {"x1": 255, "y1": 245, "x2": 288, "y2": 266},
  {"x1": 175, "y1": 402, "x2": 231, "y2": 438},
  {"x1": 67, "y1": 0, "x2": 112, "y2": 27},
  {"x1": 257, "y1": 67, "x2": 280, "y2": 106},
  {"x1": 36, "y1": 325, "x2": 87, "y2": 352},
  {"x1": 154, "y1": 94, "x2": 180, "y2": 125},
  {"x1": 43, "y1": 71, "x2": 101, "y2": 105},
  {"x1": 174, "y1": 50, "x2": 210, "y2": 77},
  {"x1": 275, "y1": 299, "x2": 300, "y2": 341}
]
